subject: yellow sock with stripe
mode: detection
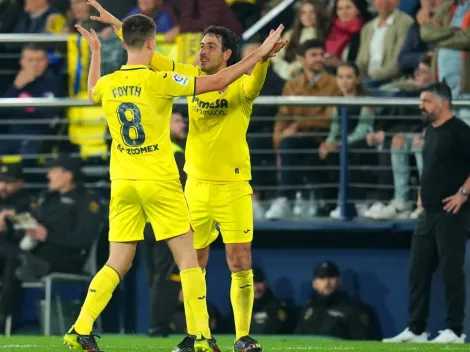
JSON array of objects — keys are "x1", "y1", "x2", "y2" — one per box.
[
  {"x1": 231, "y1": 269, "x2": 254, "y2": 340},
  {"x1": 181, "y1": 267, "x2": 211, "y2": 338},
  {"x1": 74, "y1": 265, "x2": 120, "y2": 335}
]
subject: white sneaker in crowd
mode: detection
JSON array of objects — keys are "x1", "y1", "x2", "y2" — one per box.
[
  {"x1": 430, "y1": 329, "x2": 466, "y2": 344},
  {"x1": 382, "y1": 327, "x2": 429, "y2": 343},
  {"x1": 363, "y1": 202, "x2": 386, "y2": 219},
  {"x1": 372, "y1": 199, "x2": 411, "y2": 220},
  {"x1": 252, "y1": 199, "x2": 265, "y2": 220},
  {"x1": 329, "y1": 206, "x2": 341, "y2": 219},
  {"x1": 409, "y1": 207, "x2": 423, "y2": 219},
  {"x1": 265, "y1": 197, "x2": 291, "y2": 220},
  {"x1": 293, "y1": 197, "x2": 309, "y2": 218}
]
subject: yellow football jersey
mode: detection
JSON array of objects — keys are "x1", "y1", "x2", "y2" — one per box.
[
  {"x1": 92, "y1": 65, "x2": 196, "y2": 181},
  {"x1": 150, "y1": 51, "x2": 269, "y2": 182}
]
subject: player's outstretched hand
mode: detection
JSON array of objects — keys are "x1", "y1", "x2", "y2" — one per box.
[
  {"x1": 88, "y1": 0, "x2": 121, "y2": 28},
  {"x1": 259, "y1": 24, "x2": 285, "y2": 58},
  {"x1": 75, "y1": 25, "x2": 101, "y2": 53},
  {"x1": 262, "y1": 29, "x2": 288, "y2": 60}
]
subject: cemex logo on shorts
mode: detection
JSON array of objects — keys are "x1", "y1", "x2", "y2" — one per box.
[{"x1": 172, "y1": 73, "x2": 189, "y2": 86}]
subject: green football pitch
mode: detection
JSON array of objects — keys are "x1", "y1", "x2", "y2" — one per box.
[{"x1": 0, "y1": 335, "x2": 469, "y2": 351}]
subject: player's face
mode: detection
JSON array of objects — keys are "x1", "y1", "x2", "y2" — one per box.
[
  {"x1": 300, "y1": 47, "x2": 324, "y2": 73},
  {"x1": 313, "y1": 277, "x2": 340, "y2": 296},
  {"x1": 20, "y1": 49, "x2": 49, "y2": 78},
  {"x1": 254, "y1": 281, "x2": 267, "y2": 300},
  {"x1": 170, "y1": 113, "x2": 186, "y2": 139},
  {"x1": 199, "y1": 34, "x2": 229, "y2": 74},
  {"x1": 336, "y1": 66, "x2": 358, "y2": 95},
  {"x1": 47, "y1": 167, "x2": 72, "y2": 191},
  {"x1": 419, "y1": 91, "x2": 440, "y2": 122}
]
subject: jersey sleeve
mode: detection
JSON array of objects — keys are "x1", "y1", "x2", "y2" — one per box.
[
  {"x1": 152, "y1": 72, "x2": 196, "y2": 98},
  {"x1": 91, "y1": 76, "x2": 106, "y2": 104},
  {"x1": 115, "y1": 28, "x2": 202, "y2": 77},
  {"x1": 242, "y1": 60, "x2": 269, "y2": 101}
]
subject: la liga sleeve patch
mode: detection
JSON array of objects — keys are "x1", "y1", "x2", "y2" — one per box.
[{"x1": 172, "y1": 73, "x2": 189, "y2": 86}]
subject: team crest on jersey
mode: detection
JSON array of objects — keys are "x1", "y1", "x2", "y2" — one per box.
[{"x1": 172, "y1": 73, "x2": 189, "y2": 86}]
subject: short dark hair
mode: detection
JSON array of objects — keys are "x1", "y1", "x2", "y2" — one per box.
[
  {"x1": 419, "y1": 54, "x2": 432, "y2": 67},
  {"x1": 22, "y1": 43, "x2": 47, "y2": 55},
  {"x1": 202, "y1": 25, "x2": 238, "y2": 65},
  {"x1": 298, "y1": 39, "x2": 325, "y2": 56},
  {"x1": 122, "y1": 14, "x2": 156, "y2": 50},
  {"x1": 421, "y1": 82, "x2": 453, "y2": 107}
]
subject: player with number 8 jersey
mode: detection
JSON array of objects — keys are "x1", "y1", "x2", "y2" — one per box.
[{"x1": 62, "y1": 11, "x2": 285, "y2": 352}]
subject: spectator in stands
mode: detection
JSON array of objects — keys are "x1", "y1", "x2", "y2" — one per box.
[
  {"x1": 420, "y1": 0, "x2": 470, "y2": 104},
  {"x1": 227, "y1": 0, "x2": 261, "y2": 31},
  {"x1": 0, "y1": 0, "x2": 23, "y2": 33},
  {"x1": 241, "y1": 42, "x2": 286, "y2": 219},
  {"x1": 396, "y1": 0, "x2": 445, "y2": 76},
  {"x1": 101, "y1": 0, "x2": 178, "y2": 41},
  {"x1": 171, "y1": 0, "x2": 243, "y2": 38},
  {"x1": 13, "y1": 0, "x2": 66, "y2": 34},
  {"x1": 369, "y1": 56, "x2": 435, "y2": 220},
  {"x1": 143, "y1": 112, "x2": 186, "y2": 337},
  {"x1": 0, "y1": 44, "x2": 62, "y2": 157},
  {"x1": 272, "y1": 0, "x2": 328, "y2": 80},
  {"x1": 323, "y1": 0, "x2": 371, "y2": 73},
  {"x1": 0, "y1": 161, "x2": 30, "y2": 217},
  {"x1": 250, "y1": 266, "x2": 291, "y2": 335},
  {"x1": 296, "y1": 261, "x2": 381, "y2": 340},
  {"x1": 319, "y1": 62, "x2": 375, "y2": 219},
  {"x1": 355, "y1": 0, "x2": 413, "y2": 88},
  {"x1": 62, "y1": 0, "x2": 100, "y2": 33},
  {"x1": 265, "y1": 39, "x2": 341, "y2": 220},
  {"x1": 0, "y1": 154, "x2": 102, "y2": 329}
]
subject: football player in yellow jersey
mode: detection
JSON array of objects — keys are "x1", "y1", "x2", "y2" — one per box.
[
  {"x1": 87, "y1": 1, "x2": 286, "y2": 351},
  {"x1": 62, "y1": 10, "x2": 285, "y2": 352}
]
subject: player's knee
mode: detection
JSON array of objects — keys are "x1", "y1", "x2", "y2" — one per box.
[
  {"x1": 226, "y1": 243, "x2": 252, "y2": 272},
  {"x1": 197, "y1": 248, "x2": 209, "y2": 268},
  {"x1": 391, "y1": 134, "x2": 405, "y2": 149}
]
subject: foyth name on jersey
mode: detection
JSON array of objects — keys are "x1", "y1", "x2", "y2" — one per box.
[
  {"x1": 117, "y1": 143, "x2": 159, "y2": 155},
  {"x1": 191, "y1": 96, "x2": 229, "y2": 116}
]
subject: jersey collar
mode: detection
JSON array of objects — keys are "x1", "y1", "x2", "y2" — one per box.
[{"x1": 120, "y1": 64, "x2": 149, "y2": 71}]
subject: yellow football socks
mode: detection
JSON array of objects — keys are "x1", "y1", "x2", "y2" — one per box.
[
  {"x1": 231, "y1": 269, "x2": 254, "y2": 340},
  {"x1": 74, "y1": 265, "x2": 120, "y2": 335},
  {"x1": 180, "y1": 267, "x2": 211, "y2": 338}
]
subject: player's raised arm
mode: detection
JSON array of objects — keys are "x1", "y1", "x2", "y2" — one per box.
[
  {"x1": 75, "y1": 25, "x2": 102, "y2": 104},
  {"x1": 194, "y1": 25, "x2": 286, "y2": 95},
  {"x1": 87, "y1": 0, "x2": 196, "y2": 75}
]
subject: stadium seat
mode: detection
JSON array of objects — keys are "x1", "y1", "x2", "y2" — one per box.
[{"x1": 4, "y1": 229, "x2": 103, "y2": 337}]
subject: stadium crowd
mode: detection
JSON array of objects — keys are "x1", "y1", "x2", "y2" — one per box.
[{"x1": 0, "y1": 0, "x2": 468, "y2": 340}]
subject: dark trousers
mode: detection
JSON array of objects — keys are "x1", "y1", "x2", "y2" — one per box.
[
  {"x1": 408, "y1": 210, "x2": 470, "y2": 335},
  {"x1": 278, "y1": 134, "x2": 330, "y2": 200},
  {"x1": 143, "y1": 224, "x2": 180, "y2": 336},
  {"x1": 0, "y1": 241, "x2": 83, "y2": 317}
]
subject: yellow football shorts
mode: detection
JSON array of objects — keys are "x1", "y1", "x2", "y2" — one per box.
[
  {"x1": 184, "y1": 178, "x2": 253, "y2": 249},
  {"x1": 109, "y1": 179, "x2": 190, "y2": 242}
]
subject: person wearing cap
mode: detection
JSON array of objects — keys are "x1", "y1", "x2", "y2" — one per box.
[
  {"x1": 250, "y1": 266, "x2": 291, "y2": 335},
  {"x1": 143, "y1": 112, "x2": 188, "y2": 337},
  {"x1": 295, "y1": 261, "x2": 381, "y2": 340},
  {"x1": 0, "y1": 154, "x2": 103, "y2": 327}
]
